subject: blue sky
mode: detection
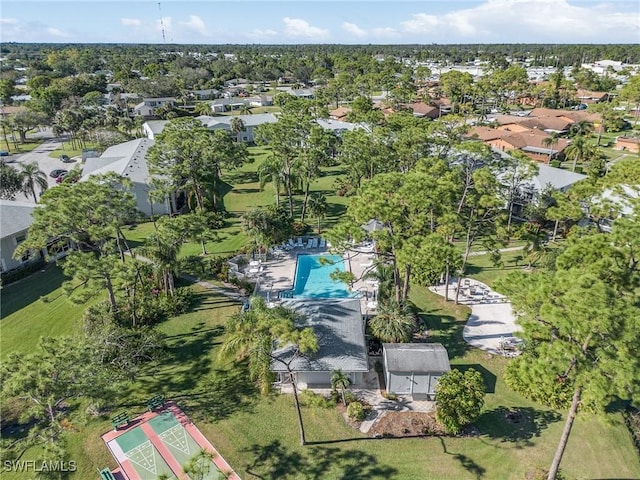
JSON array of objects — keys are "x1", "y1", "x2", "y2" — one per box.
[{"x1": 1, "y1": 1, "x2": 639, "y2": 44}]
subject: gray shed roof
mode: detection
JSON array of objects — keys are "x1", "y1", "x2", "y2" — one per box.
[
  {"x1": 0, "y1": 200, "x2": 37, "y2": 239},
  {"x1": 81, "y1": 138, "x2": 155, "y2": 184},
  {"x1": 383, "y1": 343, "x2": 451, "y2": 373},
  {"x1": 272, "y1": 298, "x2": 368, "y2": 373}
]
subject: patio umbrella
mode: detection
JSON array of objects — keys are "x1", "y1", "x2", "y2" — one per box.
[{"x1": 361, "y1": 219, "x2": 384, "y2": 233}]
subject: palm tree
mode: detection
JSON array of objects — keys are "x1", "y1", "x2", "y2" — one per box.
[
  {"x1": 363, "y1": 261, "x2": 394, "y2": 302},
  {"x1": 241, "y1": 207, "x2": 269, "y2": 254},
  {"x1": 257, "y1": 155, "x2": 285, "y2": 206},
  {"x1": 565, "y1": 135, "x2": 589, "y2": 172},
  {"x1": 542, "y1": 132, "x2": 559, "y2": 163},
  {"x1": 194, "y1": 102, "x2": 212, "y2": 116},
  {"x1": 368, "y1": 299, "x2": 415, "y2": 343},
  {"x1": 218, "y1": 296, "x2": 318, "y2": 446},
  {"x1": 307, "y1": 192, "x2": 328, "y2": 234},
  {"x1": 182, "y1": 450, "x2": 215, "y2": 480},
  {"x1": 19, "y1": 162, "x2": 48, "y2": 202},
  {"x1": 331, "y1": 369, "x2": 352, "y2": 406},
  {"x1": 230, "y1": 117, "x2": 245, "y2": 141}
]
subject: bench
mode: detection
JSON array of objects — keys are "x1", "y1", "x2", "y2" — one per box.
[
  {"x1": 111, "y1": 412, "x2": 130, "y2": 430},
  {"x1": 147, "y1": 394, "x2": 165, "y2": 412},
  {"x1": 98, "y1": 468, "x2": 116, "y2": 480}
]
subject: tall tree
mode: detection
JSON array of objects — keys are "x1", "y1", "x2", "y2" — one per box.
[
  {"x1": 331, "y1": 369, "x2": 352, "y2": 406},
  {"x1": 497, "y1": 225, "x2": 640, "y2": 480},
  {"x1": 148, "y1": 117, "x2": 247, "y2": 212},
  {"x1": 307, "y1": 192, "x2": 328, "y2": 234},
  {"x1": 218, "y1": 296, "x2": 318, "y2": 446},
  {"x1": 0, "y1": 164, "x2": 23, "y2": 199},
  {"x1": 19, "y1": 162, "x2": 48, "y2": 202},
  {"x1": 15, "y1": 174, "x2": 139, "y2": 311}
]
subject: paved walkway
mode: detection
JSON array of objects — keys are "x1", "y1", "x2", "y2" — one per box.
[{"x1": 429, "y1": 278, "x2": 521, "y2": 355}]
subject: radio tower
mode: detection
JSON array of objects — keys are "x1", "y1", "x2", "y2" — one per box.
[{"x1": 158, "y1": 2, "x2": 166, "y2": 43}]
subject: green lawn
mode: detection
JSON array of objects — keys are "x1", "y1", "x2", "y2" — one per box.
[
  {"x1": 0, "y1": 266, "x2": 94, "y2": 357},
  {"x1": 48, "y1": 142, "x2": 101, "y2": 159},
  {"x1": 123, "y1": 145, "x2": 349, "y2": 258},
  {"x1": 0, "y1": 139, "x2": 43, "y2": 154},
  {"x1": 2, "y1": 281, "x2": 638, "y2": 480}
]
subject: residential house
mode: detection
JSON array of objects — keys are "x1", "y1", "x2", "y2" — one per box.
[
  {"x1": 403, "y1": 101, "x2": 440, "y2": 119},
  {"x1": 132, "y1": 97, "x2": 176, "y2": 117},
  {"x1": 272, "y1": 298, "x2": 369, "y2": 388},
  {"x1": 190, "y1": 88, "x2": 220, "y2": 100},
  {"x1": 80, "y1": 138, "x2": 180, "y2": 217},
  {"x1": 575, "y1": 89, "x2": 609, "y2": 105},
  {"x1": 315, "y1": 119, "x2": 371, "y2": 135},
  {"x1": 468, "y1": 126, "x2": 569, "y2": 163},
  {"x1": 0, "y1": 200, "x2": 44, "y2": 273},
  {"x1": 383, "y1": 343, "x2": 451, "y2": 400},
  {"x1": 197, "y1": 113, "x2": 278, "y2": 143},
  {"x1": 614, "y1": 136, "x2": 640, "y2": 153},
  {"x1": 143, "y1": 114, "x2": 279, "y2": 143},
  {"x1": 329, "y1": 106, "x2": 351, "y2": 121}
]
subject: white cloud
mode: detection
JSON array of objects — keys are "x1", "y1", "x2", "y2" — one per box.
[
  {"x1": 0, "y1": 18, "x2": 18, "y2": 25},
  {"x1": 371, "y1": 27, "x2": 399, "y2": 38},
  {"x1": 46, "y1": 27, "x2": 69, "y2": 38},
  {"x1": 400, "y1": 0, "x2": 639, "y2": 42},
  {"x1": 282, "y1": 17, "x2": 329, "y2": 40},
  {"x1": 121, "y1": 18, "x2": 142, "y2": 27},
  {"x1": 179, "y1": 15, "x2": 208, "y2": 36},
  {"x1": 342, "y1": 22, "x2": 366, "y2": 37},
  {"x1": 248, "y1": 28, "x2": 278, "y2": 39}
]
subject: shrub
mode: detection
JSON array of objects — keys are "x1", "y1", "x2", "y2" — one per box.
[
  {"x1": 292, "y1": 222, "x2": 310, "y2": 236},
  {"x1": 180, "y1": 255, "x2": 205, "y2": 275},
  {"x1": 343, "y1": 391, "x2": 358, "y2": 405},
  {"x1": 383, "y1": 392, "x2": 398, "y2": 401},
  {"x1": 0, "y1": 258, "x2": 46, "y2": 286},
  {"x1": 300, "y1": 390, "x2": 335, "y2": 409},
  {"x1": 158, "y1": 287, "x2": 195, "y2": 316},
  {"x1": 435, "y1": 368, "x2": 486, "y2": 435},
  {"x1": 347, "y1": 401, "x2": 366, "y2": 421},
  {"x1": 550, "y1": 160, "x2": 561, "y2": 168}
]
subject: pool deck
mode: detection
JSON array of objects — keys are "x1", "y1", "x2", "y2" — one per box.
[{"x1": 254, "y1": 242, "x2": 379, "y2": 315}]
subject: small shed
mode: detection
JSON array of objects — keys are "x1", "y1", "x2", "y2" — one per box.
[{"x1": 383, "y1": 343, "x2": 451, "y2": 400}]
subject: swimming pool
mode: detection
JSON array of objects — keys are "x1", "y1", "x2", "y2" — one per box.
[{"x1": 293, "y1": 254, "x2": 353, "y2": 298}]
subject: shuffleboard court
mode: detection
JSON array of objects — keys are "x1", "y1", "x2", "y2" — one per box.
[{"x1": 101, "y1": 402, "x2": 239, "y2": 480}]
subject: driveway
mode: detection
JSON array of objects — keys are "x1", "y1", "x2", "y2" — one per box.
[
  {"x1": 429, "y1": 278, "x2": 521, "y2": 355},
  {"x1": 5, "y1": 133, "x2": 79, "y2": 202}
]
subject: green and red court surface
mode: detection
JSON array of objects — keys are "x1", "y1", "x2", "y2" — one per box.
[{"x1": 101, "y1": 402, "x2": 240, "y2": 480}]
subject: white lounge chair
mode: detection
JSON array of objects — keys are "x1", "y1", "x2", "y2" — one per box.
[
  {"x1": 306, "y1": 239, "x2": 313, "y2": 249},
  {"x1": 296, "y1": 238, "x2": 304, "y2": 248},
  {"x1": 288, "y1": 239, "x2": 295, "y2": 249},
  {"x1": 311, "y1": 238, "x2": 318, "y2": 248},
  {"x1": 319, "y1": 238, "x2": 326, "y2": 248}
]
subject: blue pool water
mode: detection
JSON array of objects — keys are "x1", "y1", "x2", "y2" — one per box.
[{"x1": 293, "y1": 254, "x2": 352, "y2": 298}]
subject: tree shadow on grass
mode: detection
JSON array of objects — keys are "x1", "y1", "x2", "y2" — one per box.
[
  {"x1": 224, "y1": 171, "x2": 259, "y2": 184},
  {"x1": 177, "y1": 365, "x2": 258, "y2": 422},
  {"x1": 243, "y1": 440, "x2": 398, "y2": 480},
  {"x1": 325, "y1": 201, "x2": 347, "y2": 223},
  {"x1": 414, "y1": 308, "x2": 470, "y2": 359},
  {"x1": 438, "y1": 436, "x2": 486, "y2": 480},
  {"x1": 0, "y1": 266, "x2": 67, "y2": 318},
  {"x1": 476, "y1": 406, "x2": 561, "y2": 447}
]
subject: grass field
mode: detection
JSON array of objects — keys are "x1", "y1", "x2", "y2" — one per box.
[
  {"x1": 2, "y1": 282, "x2": 638, "y2": 479},
  {"x1": 2, "y1": 144, "x2": 639, "y2": 479}
]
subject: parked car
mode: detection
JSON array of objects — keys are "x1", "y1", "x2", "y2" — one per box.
[
  {"x1": 0, "y1": 150, "x2": 9, "y2": 156},
  {"x1": 56, "y1": 173, "x2": 68, "y2": 184},
  {"x1": 59, "y1": 154, "x2": 73, "y2": 163},
  {"x1": 49, "y1": 169, "x2": 68, "y2": 178}
]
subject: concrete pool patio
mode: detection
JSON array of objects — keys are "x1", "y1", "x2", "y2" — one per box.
[
  {"x1": 429, "y1": 278, "x2": 522, "y2": 355},
  {"x1": 251, "y1": 239, "x2": 380, "y2": 316}
]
